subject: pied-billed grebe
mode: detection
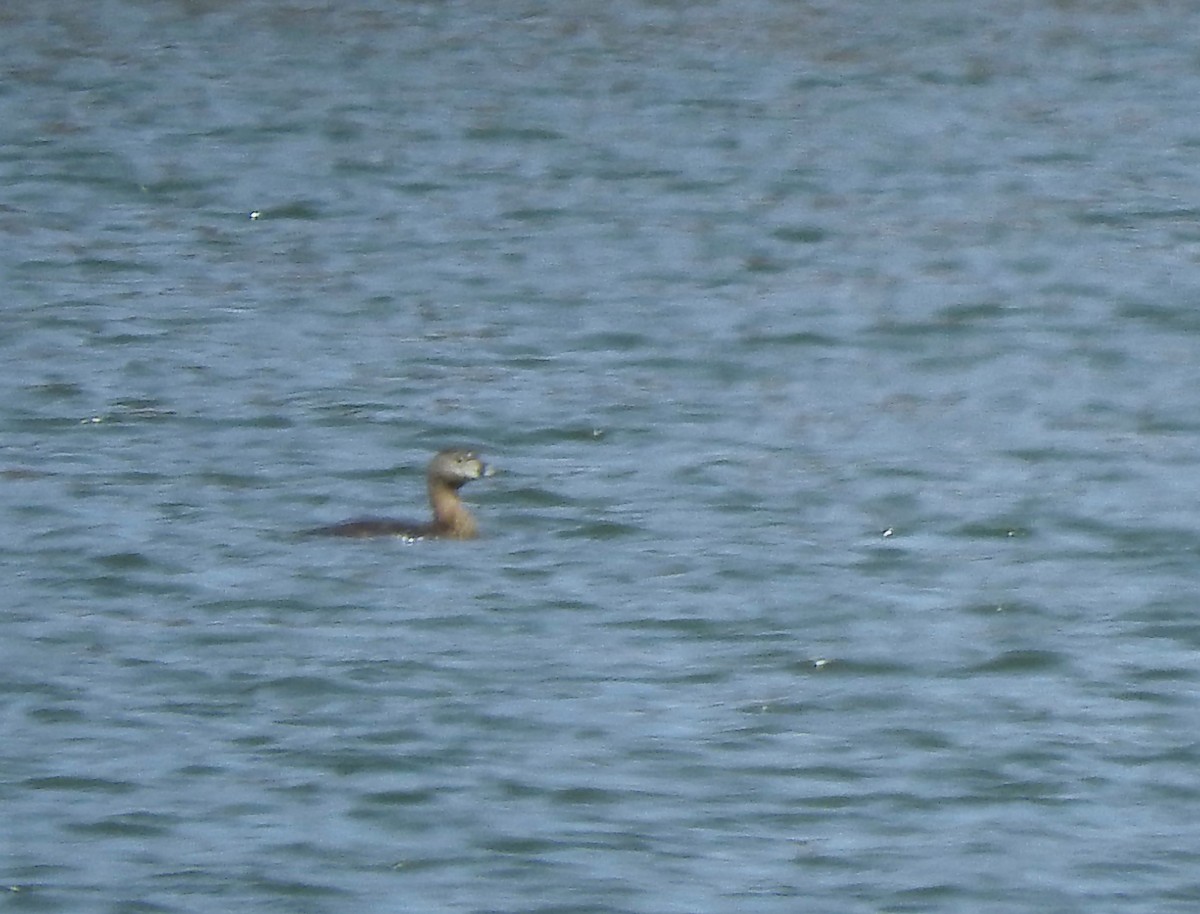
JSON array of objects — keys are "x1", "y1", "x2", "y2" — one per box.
[{"x1": 307, "y1": 449, "x2": 492, "y2": 540}]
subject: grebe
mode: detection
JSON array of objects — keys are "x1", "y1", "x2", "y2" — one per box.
[{"x1": 307, "y1": 449, "x2": 492, "y2": 539}]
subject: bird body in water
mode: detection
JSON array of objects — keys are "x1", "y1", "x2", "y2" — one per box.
[{"x1": 307, "y1": 449, "x2": 492, "y2": 540}]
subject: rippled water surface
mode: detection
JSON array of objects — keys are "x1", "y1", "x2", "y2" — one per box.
[{"x1": 5, "y1": 2, "x2": 1200, "y2": 912}]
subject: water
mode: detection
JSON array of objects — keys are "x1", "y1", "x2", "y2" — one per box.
[{"x1": 4, "y1": 2, "x2": 1200, "y2": 911}]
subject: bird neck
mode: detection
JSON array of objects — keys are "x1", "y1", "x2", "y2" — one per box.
[{"x1": 428, "y1": 478, "x2": 478, "y2": 539}]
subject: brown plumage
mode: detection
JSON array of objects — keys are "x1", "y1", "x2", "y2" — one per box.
[{"x1": 307, "y1": 449, "x2": 492, "y2": 540}]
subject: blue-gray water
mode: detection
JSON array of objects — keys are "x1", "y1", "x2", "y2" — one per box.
[{"x1": 4, "y1": 2, "x2": 1200, "y2": 912}]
